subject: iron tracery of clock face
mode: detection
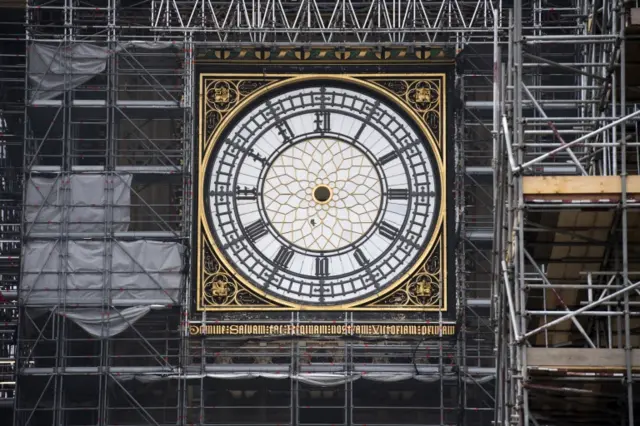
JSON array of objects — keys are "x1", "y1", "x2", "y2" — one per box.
[{"x1": 205, "y1": 83, "x2": 440, "y2": 306}]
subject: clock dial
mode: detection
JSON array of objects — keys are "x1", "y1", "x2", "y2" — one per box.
[
  {"x1": 262, "y1": 138, "x2": 382, "y2": 251},
  {"x1": 206, "y1": 84, "x2": 440, "y2": 305}
]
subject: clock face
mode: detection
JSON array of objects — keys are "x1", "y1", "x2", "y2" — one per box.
[{"x1": 206, "y1": 83, "x2": 440, "y2": 306}]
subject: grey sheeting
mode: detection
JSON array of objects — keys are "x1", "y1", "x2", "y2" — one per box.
[
  {"x1": 25, "y1": 174, "x2": 132, "y2": 234},
  {"x1": 28, "y1": 41, "x2": 181, "y2": 101},
  {"x1": 21, "y1": 240, "x2": 183, "y2": 306},
  {"x1": 59, "y1": 305, "x2": 153, "y2": 338}
]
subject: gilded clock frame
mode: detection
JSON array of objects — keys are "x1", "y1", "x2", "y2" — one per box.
[{"x1": 196, "y1": 73, "x2": 448, "y2": 311}]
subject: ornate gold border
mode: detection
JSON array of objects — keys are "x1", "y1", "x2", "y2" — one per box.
[{"x1": 197, "y1": 73, "x2": 447, "y2": 311}]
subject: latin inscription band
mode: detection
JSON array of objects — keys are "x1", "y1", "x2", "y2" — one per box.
[{"x1": 188, "y1": 323, "x2": 456, "y2": 336}]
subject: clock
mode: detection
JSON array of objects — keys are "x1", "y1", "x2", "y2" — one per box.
[{"x1": 203, "y1": 79, "x2": 442, "y2": 307}]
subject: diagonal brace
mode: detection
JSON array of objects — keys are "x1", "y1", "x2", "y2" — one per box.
[
  {"x1": 524, "y1": 249, "x2": 595, "y2": 348},
  {"x1": 519, "y1": 277, "x2": 640, "y2": 343},
  {"x1": 522, "y1": 83, "x2": 588, "y2": 176},
  {"x1": 515, "y1": 109, "x2": 640, "y2": 174}
]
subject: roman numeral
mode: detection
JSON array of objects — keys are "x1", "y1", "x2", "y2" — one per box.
[
  {"x1": 227, "y1": 139, "x2": 265, "y2": 164},
  {"x1": 275, "y1": 120, "x2": 294, "y2": 142},
  {"x1": 354, "y1": 100, "x2": 380, "y2": 140},
  {"x1": 379, "y1": 221, "x2": 399, "y2": 240},
  {"x1": 235, "y1": 186, "x2": 257, "y2": 200},
  {"x1": 378, "y1": 151, "x2": 399, "y2": 165},
  {"x1": 273, "y1": 246, "x2": 294, "y2": 268},
  {"x1": 266, "y1": 103, "x2": 294, "y2": 142},
  {"x1": 354, "y1": 248, "x2": 369, "y2": 267},
  {"x1": 388, "y1": 188, "x2": 409, "y2": 200},
  {"x1": 315, "y1": 257, "x2": 329, "y2": 277},
  {"x1": 314, "y1": 111, "x2": 331, "y2": 133},
  {"x1": 245, "y1": 220, "x2": 268, "y2": 242}
]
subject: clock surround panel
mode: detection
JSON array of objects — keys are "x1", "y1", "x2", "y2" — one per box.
[{"x1": 196, "y1": 73, "x2": 451, "y2": 312}]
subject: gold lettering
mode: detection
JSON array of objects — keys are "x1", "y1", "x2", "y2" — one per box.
[{"x1": 186, "y1": 322, "x2": 455, "y2": 337}]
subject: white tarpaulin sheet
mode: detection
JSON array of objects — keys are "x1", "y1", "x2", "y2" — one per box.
[
  {"x1": 25, "y1": 174, "x2": 132, "y2": 234},
  {"x1": 114, "y1": 372, "x2": 495, "y2": 386},
  {"x1": 21, "y1": 240, "x2": 183, "y2": 306},
  {"x1": 60, "y1": 306, "x2": 152, "y2": 338},
  {"x1": 29, "y1": 41, "x2": 181, "y2": 101}
]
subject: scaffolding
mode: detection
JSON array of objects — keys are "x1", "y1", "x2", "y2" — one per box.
[
  {"x1": 0, "y1": 0, "x2": 598, "y2": 425},
  {"x1": 0, "y1": 2, "x2": 26, "y2": 411},
  {"x1": 496, "y1": 1, "x2": 640, "y2": 425}
]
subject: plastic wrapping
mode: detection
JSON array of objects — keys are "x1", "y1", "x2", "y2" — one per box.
[
  {"x1": 21, "y1": 240, "x2": 183, "y2": 306},
  {"x1": 29, "y1": 42, "x2": 181, "y2": 101},
  {"x1": 25, "y1": 174, "x2": 132, "y2": 233}
]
